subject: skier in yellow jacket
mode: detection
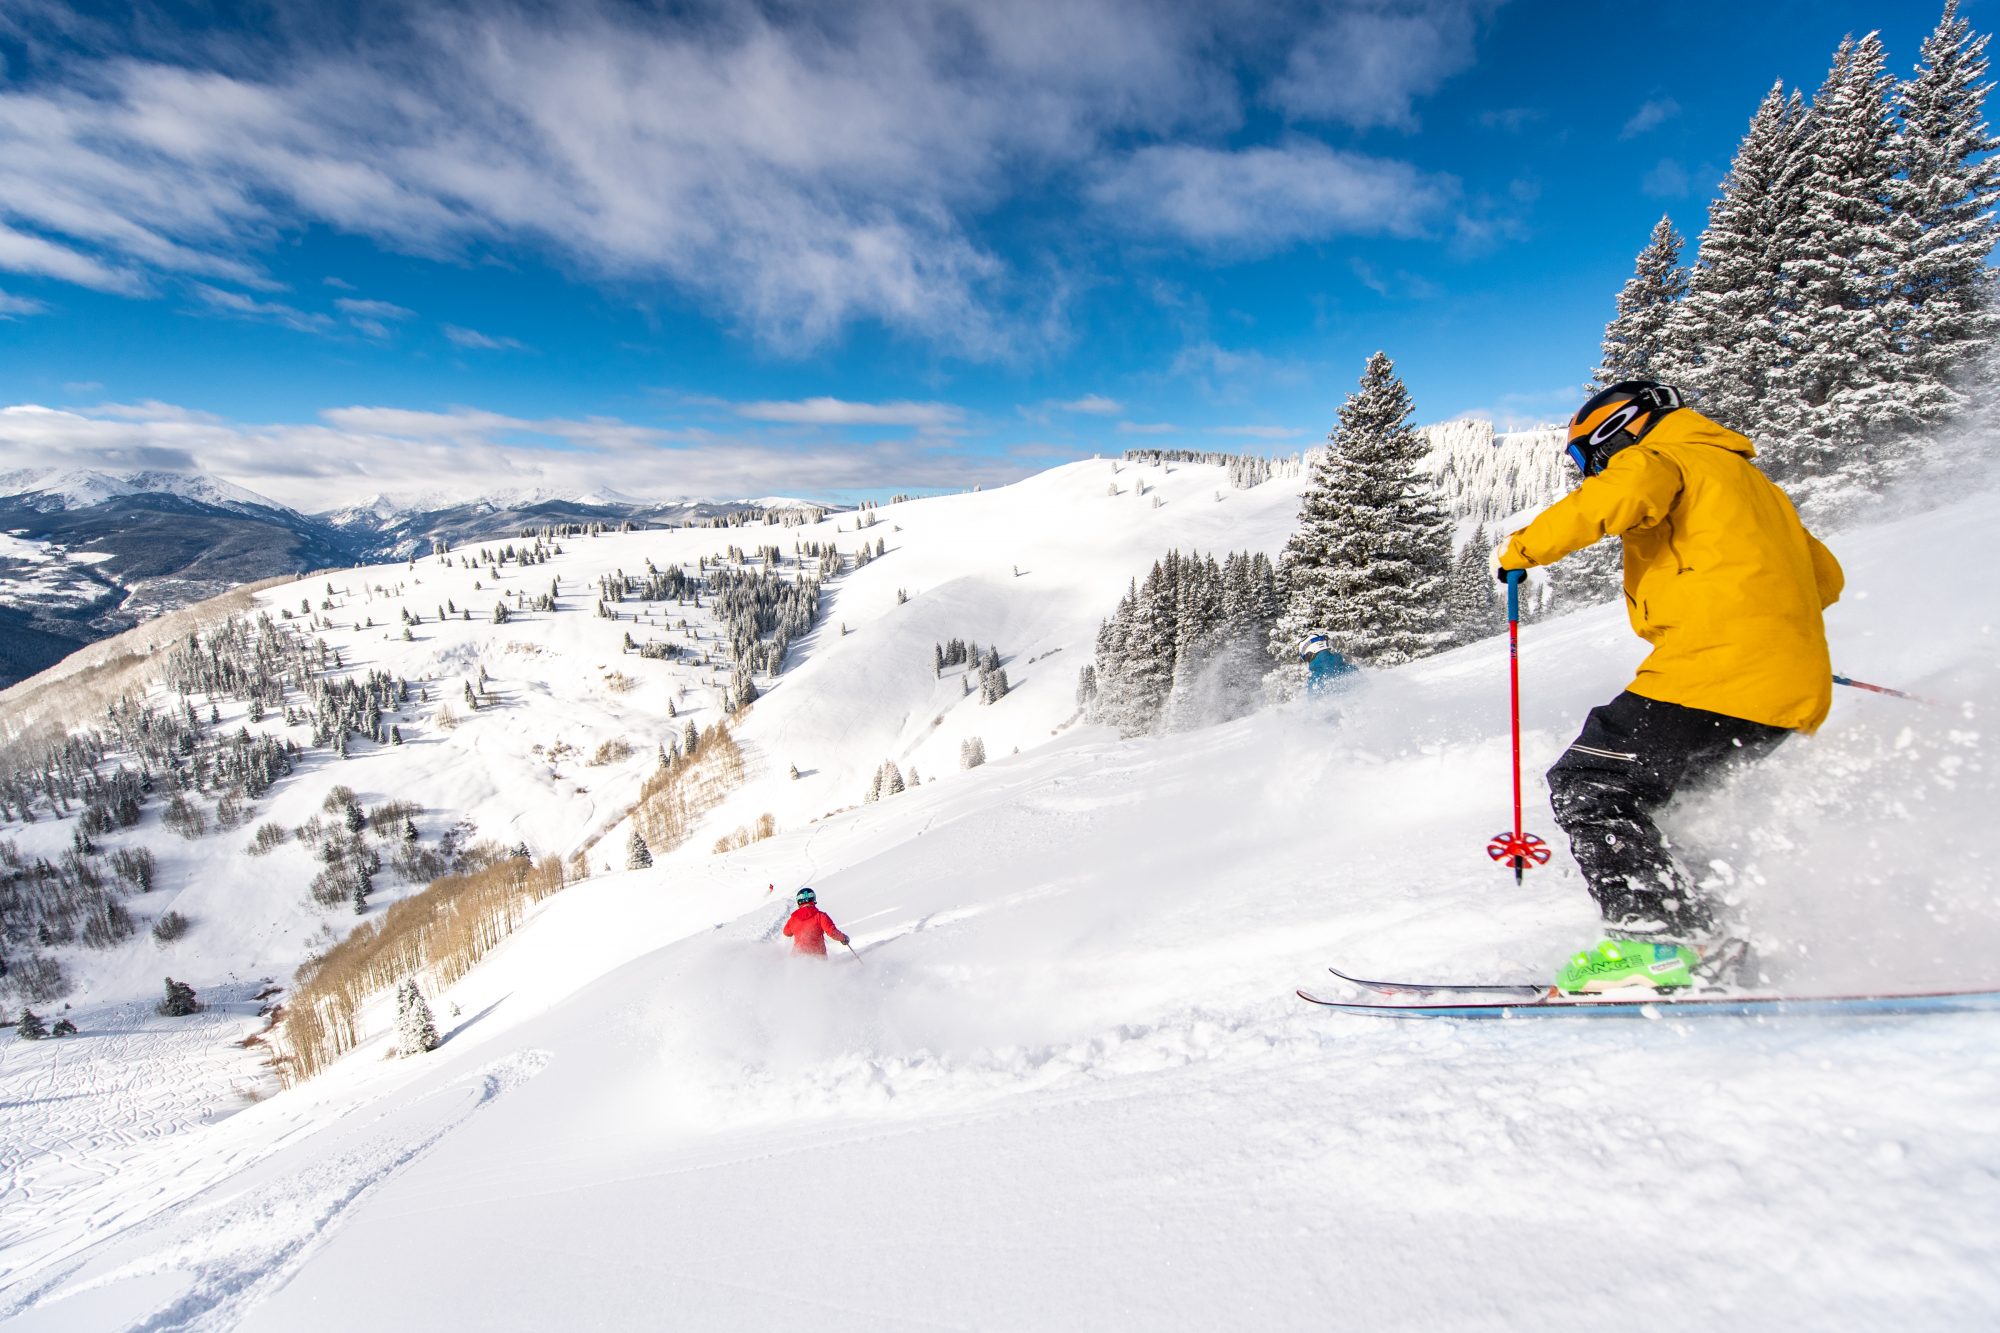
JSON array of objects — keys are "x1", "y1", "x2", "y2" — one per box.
[{"x1": 1497, "y1": 381, "x2": 1843, "y2": 991}]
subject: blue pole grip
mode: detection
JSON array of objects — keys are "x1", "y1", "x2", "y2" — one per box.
[{"x1": 1505, "y1": 568, "x2": 1522, "y2": 622}]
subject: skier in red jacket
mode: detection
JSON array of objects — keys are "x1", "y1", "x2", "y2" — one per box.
[{"x1": 782, "y1": 888, "x2": 850, "y2": 957}]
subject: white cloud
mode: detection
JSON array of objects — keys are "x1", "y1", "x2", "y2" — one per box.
[
  {"x1": 191, "y1": 284, "x2": 335, "y2": 334},
  {"x1": 1268, "y1": 1, "x2": 1496, "y2": 131},
  {"x1": 0, "y1": 2, "x2": 1495, "y2": 356},
  {"x1": 1058, "y1": 394, "x2": 1122, "y2": 415},
  {"x1": 0, "y1": 222, "x2": 141, "y2": 293},
  {"x1": 0, "y1": 398, "x2": 1033, "y2": 510},
  {"x1": 334, "y1": 298, "x2": 415, "y2": 320},
  {"x1": 443, "y1": 325, "x2": 530, "y2": 353},
  {"x1": 0, "y1": 287, "x2": 47, "y2": 318},
  {"x1": 1092, "y1": 139, "x2": 1455, "y2": 253},
  {"x1": 1621, "y1": 98, "x2": 1681, "y2": 140},
  {"x1": 732, "y1": 397, "x2": 964, "y2": 429}
]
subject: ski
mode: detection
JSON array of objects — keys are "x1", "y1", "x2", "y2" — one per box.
[
  {"x1": 1296, "y1": 986, "x2": 2000, "y2": 1019},
  {"x1": 1328, "y1": 965, "x2": 1544, "y2": 998}
]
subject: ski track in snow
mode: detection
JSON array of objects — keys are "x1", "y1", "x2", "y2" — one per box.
[
  {"x1": 0, "y1": 1051, "x2": 549, "y2": 1331},
  {"x1": 0, "y1": 985, "x2": 274, "y2": 1269}
]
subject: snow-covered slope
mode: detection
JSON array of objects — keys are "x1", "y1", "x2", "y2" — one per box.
[{"x1": 4, "y1": 464, "x2": 1998, "y2": 1329}]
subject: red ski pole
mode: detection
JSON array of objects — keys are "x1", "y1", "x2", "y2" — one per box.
[
  {"x1": 1488, "y1": 571, "x2": 1550, "y2": 885},
  {"x1": 1832, "y1": 674, "x2": 1933, "y2": 706}
]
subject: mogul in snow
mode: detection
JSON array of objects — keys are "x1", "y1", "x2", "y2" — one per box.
[
  {"x1": 1496, "y1": 381, "x2": 1843, "y2": 993},
  {"x1": 782, "y1": 887, "x2": 851, "y2": 958}
]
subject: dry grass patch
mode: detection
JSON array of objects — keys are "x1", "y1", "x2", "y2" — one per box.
[
  {"x1": 602, "y1": 671, "x2": 637, "y2": 694},
  {"x1": 632, "y1": 723, "x2": 745, "y2": 855},
  {"x1": 276, "y1": 850, "x2": 568, "y2": 1085},
  {"x1": 589, "y1": 739, "x2": 634, "y2": 766},
  {"x1": 712, "y1": 813, "x2": 777, "y2": 855}
]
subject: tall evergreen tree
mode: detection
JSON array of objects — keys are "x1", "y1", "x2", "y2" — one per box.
[
  {"x1": 1596, "y1": 216, "x2": 1689, "y2": 386},
  {"x1": 1445, "y1": 524, "x2": 1507, "y2": 643},
  {"x1": 1669, "y1": 81, "x2": 1811, "y2": 434},
  {"x1": 1277, "y1": 353, "x2": 1454, "y2": 666},
  {"x1": 626, "y1": 827, "x2": 653, "y2": 869},
  {"x1": 1767, "y1": 34, "x2": 1904, "y2": 489},
  {"x1": 1891, "y1": 0, "x2": 2000, "y2": 434}
]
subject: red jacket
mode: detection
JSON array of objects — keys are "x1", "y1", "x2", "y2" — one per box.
[{"x1": 783, "y1": 905, "x2": 848, "y2": 956}]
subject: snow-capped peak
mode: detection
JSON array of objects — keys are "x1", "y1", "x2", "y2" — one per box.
[{"x1": 0, "y1": 467, "x2": 293, "y2": 515}]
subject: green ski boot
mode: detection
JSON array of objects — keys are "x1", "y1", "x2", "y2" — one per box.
[{"x1": 1555, "y1": 938, "x2": 1699, "y2": 994}]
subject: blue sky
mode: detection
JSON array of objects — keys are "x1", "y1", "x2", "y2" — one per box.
[{"x1": 0, "y1": 0, "x2": 1976, "y2": 509}]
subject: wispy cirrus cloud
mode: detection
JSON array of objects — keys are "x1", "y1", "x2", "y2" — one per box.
[
  {"x1": 732, "y1": 397, "x2": 964, "y2": 429},
  {"x1": 443, "y1": 325, "x2": 530, "y2": 353},
  {"x1": 191, "y1": 284, "x2": 335, "y2": 334},
  {"x1": 0, "y1": 287, "x2": 47, "y2": 318},
  {"x1": 334, "y1": 298, "x2": 414, "y2": 321},
  {"x1": 1621, "y1": 98, "x2": 1682, "y2": 139},
  {"x1": 1268, "y1": 0, "x2": 1499, "y2": 131},
  {"x1": 1092, "y1": 139, "x2": 1456, "y2": 254},
  {"x1": 0, "y1": 222, "x2": 141, "y2": 293},
  {"x1": 0, "y1": 1, "x2": 1501, "y2": 358},
  {"x1": 1057, "y1": 394, "x2": 1123, "y2": 415}
]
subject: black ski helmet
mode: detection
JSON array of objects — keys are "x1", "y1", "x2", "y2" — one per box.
[
  {"x1": 1565, "y1": 381, "x2": 1685, "y2": 477},
  {"x1": 796, "y1": 887, "x2": 816, "y2": 906}
]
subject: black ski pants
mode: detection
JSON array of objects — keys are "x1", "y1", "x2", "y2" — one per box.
[{"x1": 1546, "y1": 691, "x2": 1791, "y2": 936}]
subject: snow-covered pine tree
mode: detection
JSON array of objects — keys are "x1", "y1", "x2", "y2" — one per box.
[
  {"x1": 1276, "y1": 353, "x2": 1454, "y2": 666},
  {"x1": 1767, "y1": 34, "x2": 1905, "y2": 495},
  {"x1": 1890, "y1": 0, "x2": 2000, "y2": 441},
  {"x1": 1669, "y1": 80, "x2": 1811, "y2": 434},
  {"x1": 394, "y1": 978, "x2": 440, "y2": 1056},
  {"x1": 16, "y1": 1008, "x2": 47, "y2": 1040},
  {"x1": 1445, "y1": 525, "x2": 1509, "y2": 642},
  {"x1": 883, "y1": 763, "x2": 905, "y2": 796},
  {"x1": 1595, "y1": 216, "x2": 1689, "y2": 386},
  {"x1": 626, "y1": 827, "x2": 653, "y2": 869}
]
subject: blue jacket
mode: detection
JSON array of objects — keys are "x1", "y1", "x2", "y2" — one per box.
[{"x1": 1305, "y1": 649, "x2": 1355, "y2": 694}]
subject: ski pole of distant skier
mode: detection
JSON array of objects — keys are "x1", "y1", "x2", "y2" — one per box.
[
  {"x1": 1488, "y1": 571, "x2": 1550, "y2": 885},
  {"x1": 1833, "y1": 674, "x2": 1933, "y2": 705},
  {"x1": 844, "y1": 940, "x2": 863, "y2": 965}
]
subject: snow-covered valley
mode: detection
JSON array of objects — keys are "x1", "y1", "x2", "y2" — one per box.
[{"x1": 2, "y1": 455, "x2": 1997, "y2": 1329}]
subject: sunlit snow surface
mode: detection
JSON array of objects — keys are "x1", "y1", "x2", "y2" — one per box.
[{"x1": 2, "y1": 459, "x2": 1998, "y2": 1329}]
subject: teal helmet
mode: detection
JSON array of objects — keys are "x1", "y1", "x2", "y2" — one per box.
[{"x1": 796, "y1": 887, "x2": 816, "y2": 906}]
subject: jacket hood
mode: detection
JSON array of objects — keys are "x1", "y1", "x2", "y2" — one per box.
[{"x1": 1649, "y1": 407, "x2": 1755, "y2": 458}]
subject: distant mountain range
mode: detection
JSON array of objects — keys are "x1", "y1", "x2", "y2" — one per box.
[{"x1": 0, "y1": 468, "x2": 831, "y2": 689}]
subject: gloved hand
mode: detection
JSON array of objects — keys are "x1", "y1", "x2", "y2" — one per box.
[{"x1": 1492, "y1": 541, "x2": 1522, "y2": 585}]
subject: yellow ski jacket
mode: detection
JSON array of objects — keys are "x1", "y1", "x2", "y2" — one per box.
[{"x1": 1499, "y1": 409, "x2": 1843, "y2": 732}]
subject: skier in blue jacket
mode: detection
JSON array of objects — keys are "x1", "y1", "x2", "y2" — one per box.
[{"x1": 1299, "y1": 632, "x2": 1355, "y2": 696}]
